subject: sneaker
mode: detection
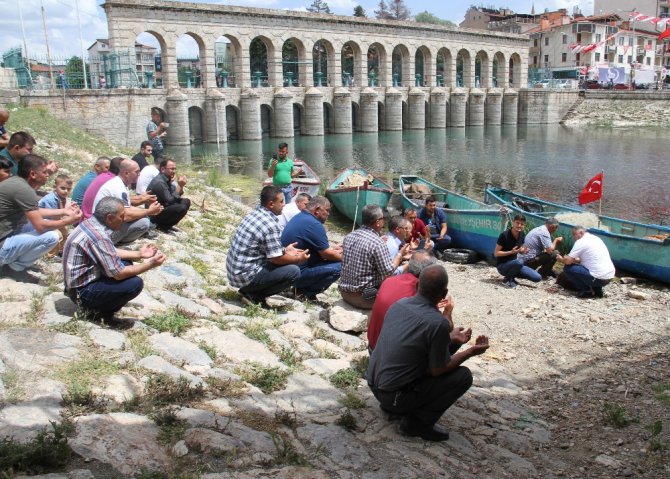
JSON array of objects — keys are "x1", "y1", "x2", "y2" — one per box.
[
  {"x1": 144, "y1": 230, "x2": 159, "y2": 240},
  {"x1": 502, "y1": 279, "x2": 518, "y2": 289},
  {"x1": 399, "y1": 417, "x2": 450, "y2": 442}
]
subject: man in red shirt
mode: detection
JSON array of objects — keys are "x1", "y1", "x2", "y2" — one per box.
[
  {"x1": 368, "y1": 250, "x2": 437, "y2": 351},
  {"x1": 404, "y1": 207, "x2": 431, "y2": 246}
]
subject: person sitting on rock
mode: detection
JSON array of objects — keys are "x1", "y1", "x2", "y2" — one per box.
[
  {"x1": 494, "y1": 214, "x2": 542, "y2": 288},
  {"x1": 339, "y1": 205, "x2": 409, "y2": 309},
  {"x1": 278, "y1": 192, "x2": 310, "y2": 229},
  {"x1": 555, "y1": 225, "x2": 615, "y2": 298},
  {"x1": 92, "y1": 159, "x2": 163, "y2": 244},
  {"x1": 63, "y1": 196, "x2": 166, "y2": 323},
  {"x1": 131, "y1": 141, "x2": 153, "y2": 171},
  {"x1": 0, "y1": 131, "x2": 57, "y2": 177},
  {"x1": 81, "y1": 156, "x2": 122, "y2": 219},
  {"x1": 226, "y1": 185, "x2": 310, "y2": 304},
  {"x1": 0, "y1": 157, "x2": 12, "y2": 182},
  {"x1": 368, "y1": 250, "x2": 437, "y2": 351},
  {"x1": 71, "y1": 157, "x2": 110, "y2": 206},
  {"x1": 0, "y1": 154, "x2": 81, "y2": 278},
  {"x1": 417, "y1": 196, "x2": 451, "y2": 258},
  {"x1": 146, "y1": 159, "x2": 190, "y2": 232},
  {"x1": 519, "y1": 217, "x2": 563, "y2": 279},
  {"x1": 404, "y1": 207, "x2": 431, "y2": 247},
  {"x1": 367, "y1": 264, "x2": 489, "y2": 442},
  {"x1": 281, "y1": 196, "x2": 342, "y2": 300},
  {"x1": 38, "y1": 173, "x2": 74, "y2": 257},
  {"x1": 385, "y1": 215, "x2": 418, "y2": 275}
]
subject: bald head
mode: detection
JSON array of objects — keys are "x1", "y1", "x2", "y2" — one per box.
[
  {"x1": 0, "y1": 108, "x2": 8, "y2": 124},
  {"x1": 119, "y1": 158, "x2": 140, "y2": 186},
  {"x1": 418, "y1": 264, "x2": 449, "y2": 304}
]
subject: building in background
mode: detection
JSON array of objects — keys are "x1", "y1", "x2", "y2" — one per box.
[{"x1": 87, "y1": 39, "x2": 158, "y2": 88}]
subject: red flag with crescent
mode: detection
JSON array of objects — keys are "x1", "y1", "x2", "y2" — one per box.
[
  {"x1": 579, "y1": 172, "x2": 604, "y2": 205},
  {"x1": 659, "y1": 27, "x2": 670, "y2": 42}
]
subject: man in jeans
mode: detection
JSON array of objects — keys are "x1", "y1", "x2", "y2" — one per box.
[
  {"x1": 63, "y1": 197, "x2": 166, "y2": 322},
  {"x1": 494, "y1": 214, "x2": 542, "y2": 288},
  {"x1": 520, "y1": 217, "x2": 563, "y2": 279}
]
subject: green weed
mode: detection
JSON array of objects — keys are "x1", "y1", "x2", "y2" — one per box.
[
  {"x1": 603, "y1": 403, "x2": 638, "y2": 428},
  {"x1": 0, "y1": 419, "x2": 75, "y2": 473},
  {"x1": 204, "y1": 376, "x2": 247, "y2": 398},
  {"x1": 143, "y1": 374, "x2": 205, "y2": 409},
  {"x1": 238, "y1": 363, "x2": 290, "y2": 394},
  {"x1": 54, "y1": 357, "x2": 119, "y2": 391},
  {"x1": 151, "y1": 407, "x2": 188, "y2": 445},
  {"x1": 144, "y1": 308, "x2": 193, "y2": 336},
  {"x1": 652, "y1": 383, "x2": 670, "y2": 405},
  {"x1": 339, "y1": 390, "x2": 366, "y2": 410},
  {"x1": 329, "y1": 368, "x2": 361, "y2": 389},
  {"x1": 646, "y1": 420, "x2": 665, "y2": 451},
  {"x1": 184, "y1": 257, "x2": 211, "y2": 277},
  {"x1": 27, "y1": 293, "x2": 45, "y2": 323},
  {"x1": 277, "y1": 346, "x2": 302, "y2": 368},
  {"x1": 271, "y1": 435, "x2": 309, "y2": 466},
  {"x1": 127, "y1": 329, "x2": 155, "y2": 358},
  {"x1": 61, "y1": 382, "x2": 109, "y2": 416},
  {"x1": 335, "y1": 409, "x2": 357, "y2": 431},
  {"x1": 243, "y1": 321, "x2": 271, "y2": 345},
  {"x1": 351, "y1": 355, "x2": 369, "y2": 378},
  {"x1": 197, "y1": 341, "x2": 217, "y2": 360}
]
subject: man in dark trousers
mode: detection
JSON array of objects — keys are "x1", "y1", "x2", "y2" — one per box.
[
  {"x1": 367, "y1": 264, "x2": 490, "y2": 441},
  {"x1": 146, "y1": 159, "x2": 190, "y2": 232}
]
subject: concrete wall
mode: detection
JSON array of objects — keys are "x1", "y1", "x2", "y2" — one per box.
[{"x1": 0, "y1": 68, "x2": 18, "y2": 90}]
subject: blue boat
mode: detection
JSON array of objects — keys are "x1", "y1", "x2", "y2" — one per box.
[
  {"x1": 326, "y1": 167, "x2": 393, "y2": 225},
  {"x1": 399, "y1": 176, "x2": 509, "y2": 261},
  {"x1": 484, "y1": 185, "x2": 670, "y2": 284}
]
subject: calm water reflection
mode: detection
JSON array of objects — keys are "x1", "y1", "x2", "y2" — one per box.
[{"x1": 167, "y1": 125, "x2": 669, "y2": 224}]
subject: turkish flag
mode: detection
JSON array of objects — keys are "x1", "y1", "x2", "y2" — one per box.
[
  {"x1": 659, "y1": 27, "x2": 670, "y2": 42},
  {"x1": 579, "y1": 173, "x2": 604, "y2": 205}
]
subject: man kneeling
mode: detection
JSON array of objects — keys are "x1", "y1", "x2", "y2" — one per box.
[
  {"x1": 63, "y1": 197, "x2": 166, "y2": 322},
  {"x1": 367, "y1": 264, "x2": 489, "y2": 441}
]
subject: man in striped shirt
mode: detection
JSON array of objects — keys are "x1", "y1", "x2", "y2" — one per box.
[{"x1": 63, "y1": 196, "x2": 166, "y2": 322}]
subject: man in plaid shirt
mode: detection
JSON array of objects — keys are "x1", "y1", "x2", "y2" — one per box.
[
  {"x1": 226, "y1": 185, "x2": 310, "y2": 304},
  {"x1": 339, "y1": 205, "x2": 410, "y2": 309},
  {"x1": 63, "y1": 196, "x2": 166, "y2": 322}
]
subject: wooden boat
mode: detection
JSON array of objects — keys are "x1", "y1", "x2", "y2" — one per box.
[
  {"x1": 262, "y1": 159, "x2": 321, "y2": 198},
  {"x1": 399, "y1": 176, "x2": 508, "y2": 261},
  {"x1": 484, "y1": 185, "x2": 670, "y2": 284},
  {"x1": 326, "y1": 167, "x2": 393, "y2": 225}
]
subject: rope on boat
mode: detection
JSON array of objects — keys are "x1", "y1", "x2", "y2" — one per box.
[{"x1": 352, "y1": 186, "x2": 361, "y2": 232}]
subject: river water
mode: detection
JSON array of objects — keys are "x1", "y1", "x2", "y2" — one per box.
[{"x1": 170, "y1": 125, "x2": 669, "y2": 225}]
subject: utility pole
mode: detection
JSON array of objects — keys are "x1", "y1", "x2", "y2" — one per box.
[
  {"x1": 16, "y1": 0, "x2": 30, "y2": 67},
  {"x1": 75, "y1": 0, "x2": 88, "y2": 89},
  {"x1": 40, "y1": 0, "x2": 55, "y2": 93}
]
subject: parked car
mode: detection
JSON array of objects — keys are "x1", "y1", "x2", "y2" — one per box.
[
  {"x1": 613, "y1": 83, "x2": 631, "y2": 90},
  {"x1": 534, "y1": 80, "x2": 550, "y2": 89},
  {"x1": 557, "y1": 79, "x2": 575, "y2": 89}
]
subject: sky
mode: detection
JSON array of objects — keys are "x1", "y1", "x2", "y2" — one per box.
[{"x1": 1, "y1": 0, "x2": 595, "y2": 58}]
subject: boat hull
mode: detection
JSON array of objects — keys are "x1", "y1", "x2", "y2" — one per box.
[
  {"x1": 326, "y1": 168, "x2": 393, "y2": 225},
  {"x1": 399, "y1": 176, "x2": 507, "y2": 261},
  {"x1": 484, "y1": 186, "x2": 670, "y2": 284}
]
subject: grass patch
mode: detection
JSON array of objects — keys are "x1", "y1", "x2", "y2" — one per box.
[
  {"x1": 329, "y1": 368, "x2": 361, "y2": 389},
  {"x1": 198, "y1": 341, "x2": 217, "y2": 360},
  {"x1": 652, "y1": 383, "x2": 670, "y2": 405},
  {"x1": 27, "y1": 293, "x2": 46, "y2": 323},
  {"x1": 0, "y1": 419, "x2": 75, "y2": 474},
  {"x1": 335, "y1": 409, "x2": 357, "y2": 431},
  {"x1": 48, "y1": 320, "x2": 90, "y2": 338},
  {"x1": 277, "y1": 346, "x2": 302, "y2": 368},
  {"x1": 339, "y1": 390, "x2": 366, "y2": 410},
  {"x1": 271, "y1": 435, "x2": 310, "y2": 466},
  {"x1": 314, "y1": 347, "x2": 338, "y2": 359},
  {"x1": 238, "y1": 363, "x2": 290, "y2": 394},
  {"x1": 646, "y1": 420, "x2": 665, "y2": 451},
  {"x1": 307, "y1": 320, "x2": 336, "y2": 343},
  {"x1": 184, "y1": 257, "x2": 211, "y2": 277},
  {"x1": 243, "y1": 303, "x2": 273, "y2": 319},
  {"x1": 243, "y1": 321, "x2": 271, "y2": 345},
  {"x1": 61, "y1": 382, "x2": 109, "y2": 416},
  {"x1": 54, "y1": 357, "x2": 120, "y2": 391},
  {"x1": 204, "y1": 376, "x2": 247, "y2": 398},
  {"x1": 127, "y1": 329, "x2": 155, "y2": 358},
  {"x1": 603, "y1": 403, "x2": 638, "y2": 428},
  {"x1": 0, "y1": 368, "x2": 26, "y2": 404},
  {"x1": 151, "y1": 407, "x2": 188, "y2": 445},
  {"x1": 143, "y1": 374, "x2": 205, "y2": 409},
  {"x1": 144, "y1": 308, "x2": 193, "y2": 336},
  {"x1": 351, "y1": 355, "x2": 369, "y2": 378}
]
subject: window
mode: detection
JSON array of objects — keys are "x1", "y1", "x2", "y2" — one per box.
[
  {"x1": 628, "y1": 55, "x2": 632, "y2": 63},
  {"x1": 619, "y1": 36, "x2": 624, "y2": 46},
  {"x1": 533, "y1": 56, "x2": 538, "y2": 66},
  {"x1": 628, "y1": 37, "x2": 634, "y2": 46},
  {"x1": 647, "y1": 57, "x2": 651, "y2": 65},
  {"x1": 595, "y1": 53, "x2": 601, "y2": 61},
  {"x1": 544, "y1": 54, "x2": 549, "y2": 64},
  {"x1": 544, "y1": 37, "x2": 549, "y2": 46},
  {"x1": 534, "y1": 38, "x2": 538, "y2": 47},
  {"x1": 562, "y1": 34, "x2": 568, "y2": 44},
  {"x1": 596, "y1": 34, "x2": 602, "y2": 43},
  {"x1": 576, "y1": 53, "x2": 581, "y2": 62},
  {"x1": 562, "y1": 53, "x2": 567, "y2": 62},
  {"x1": 577, "y1": 33, "x2": 582, "y2": 42},
  {"x1": 618, "y1": 54, "x2": 624, "y2": 63}
]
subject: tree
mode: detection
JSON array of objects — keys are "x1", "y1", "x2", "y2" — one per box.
[
  {"x1": 374, "y1": 1, "x2": 391, "y2": 19},
  {"x1": 353, "y1": 5, "x2": 366, "y2": 17},
  {"x1": 414, "y1": 10, "x2": 456, "y2": 27},
  {"x1": 307, "y1": 0, "x2": 331, "y2": 14},
  {"x1": 387, "y1": 0, "x2": 410, "y2": 20}
]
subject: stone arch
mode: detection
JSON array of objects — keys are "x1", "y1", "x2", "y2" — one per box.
[
  {"x1": 367, "y1": 43, "x2": 386, "y2": 87},
  {"x1": 176, "y1": 32, "x2": 206, "y2": 88},
  {"x1": 493, "y1": 52, "x2": 506, "y2": 88},
  {"x1": 313, "y1": 39, "x2": 334, "y2": 86},
  {"x1": 250, "y1": 36, "x2": 274, "y2": 87},
  {"x1": 323, "y1": 102, "x2": 333, "y2": 134},
  {"x1": 188, "y1": 106, "x2": 204, "y2": 142},
  {"x1": 415, "y1": 46, "x2": 431, "y2": 87},
  {"x1": 225, "y1": 104, "x2": 240, "y2": 140},
  {"x1": 392, "y1": 44, "x2": 410, "y2": 87},
  {"x1": 260, "y1": 103, "x2": 273, "y2": 137},
  {"x1": 509, "y1": 53, "x2": 521, "y2": 88},
  {"x1": 292, "y1": 103, "x2": 303, "y2": 134},
  {"x1": 436, "y1": 47, "x2": 453, "y2": 87},
  {"x1": 475, "y1": 50, "x2": 489, "y2": 88},
  {"x1": 351, "y1": 100, "x2": 360, "y2": 132},
  {"x1": 134, "y1": 31, "x2": 165, "y2": 88},
  {"x1": 283, "y1": 38, "x2": 306, "y2": 87},
  {"x1": 377, "y1": 101, "x2": 386, "y2": 131},
  {"x1": 342, "y1": 41, "x2": 362, "y2": 87},
  {"x1": 456, "y1": 49, "x2": 472, "y2": 88},
  {"x1": 214, "y1": 35, "x2": 241, "y2": 88}
]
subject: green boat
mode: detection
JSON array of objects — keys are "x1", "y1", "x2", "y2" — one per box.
[
  {"x1": 326, "y1": 167, "x2": 393, "y2": 225},
  {"x1": 484, "y1": 185, "x2": 670, "y2": 284},
  {"x1": 399, "y1": 176, "x2": 509, "y2": 261}
]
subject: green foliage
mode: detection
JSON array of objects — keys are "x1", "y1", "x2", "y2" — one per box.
[
  {"x1": 184, "y1": 257, "x2": 210, "y2": 277},
  {"x1": 243, "y1": 321, "x2": 271, "y2": 344},
  {"x1": 603, "y1": 403, "x2": 638, "y2": 428},
  {"x1": 652, "y1": 383, "x2": 670, "y2": 404},
  {"x1": 0, "y1": 420, "x2": 74, "y2": 473},
  {"x1": 335, "y1": 409, "x2": 357, "y2": 431},
  {"x1": 151, "y1": 407, "x2": 188, "y2": 445},
  {"x1": 274, "y1": 407, "x2": 298, "y2": 429},
  {"x1": 339, "y1": 390, "x2": 366, "y2": 410},
  {"x1": 414, "y1": 11, "x2": 456, "y2": 27},
  {"x1": 143, "y1": 374, "x2": 205, "y2": 409},
  {"x1": 61, "y1": 382, "x2": 109, "y2": 416},
  {"x1": 127, "y1": 329, "x2": 155, "y2": 358},
  {"x1": 144, "y1": 308, "x2": 193, "y2": 336},
  {"x1": 646, "y1": 420, "x2": 665, "y2": 451},
  {"x1": 204, "y1": 376, "x2": 247, "y2": 398},
  {"x1": 27, "y1": 293, "x2": 45, "y2": 323},
  {"x1": 307, "y1": 0, "x2": 331, "y2": 14},
  {"x1": 272, "y1": 435, "x2": 309, "y2": 466},
  {"x1": 351, "y1": 355, "x2": 369, "y2": 378},
  {"x1": 277, "y1": 346, "x2": 302, "y2": 368},
  {"x1": 55, "y1": 357, "x2": 120, "y2": 391},
  {"x1": 239, "y1": 363, "x2": 290, "y2": 394},
  {"x1": 198, "y1": 340, "x2": 217, "y2": 360},
  {"x1": 329, "y1": 368, "x2": 361, "y2": 389},
  {"x1": 353, "y1": 5, "x2": 366, "y2": 17}
]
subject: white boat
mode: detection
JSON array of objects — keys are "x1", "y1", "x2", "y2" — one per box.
[{"x1": 262, "y1": 159, "x2": 321, "y2": 198}]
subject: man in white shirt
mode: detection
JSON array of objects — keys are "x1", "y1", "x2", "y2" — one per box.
[
  {"x1": 93, "y1": 159, "x2": 163, "y2": 244},
  {"x1": 385, "y1": 215, "x2": 414, "y2": 275},
  {"x1": 136, "y1": 157, "x2": 160, "y2": 195},
  {"x1": 278, "y1": 192, "x2": 310, "y2": 229},
  {"x1": 556, "y1": 225, "x2": 615, "y2": 298}
]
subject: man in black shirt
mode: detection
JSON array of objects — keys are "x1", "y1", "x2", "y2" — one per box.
[
  {"x1": 131, "y1": 141, "x2": 153, "y2": 171},
  {"x1": 147, "y1": 159, "x2": 190, "y2": 232},
  {"x1": 494, "y1": 214, "x2": 542, "y2": 288},
  {"x1": 367, "y1": 264, "x2": 490, "y2": 441}
]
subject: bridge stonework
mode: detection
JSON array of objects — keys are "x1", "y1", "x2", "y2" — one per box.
[{"x1": 15, "y1": 1, "x2": 580, "y2": 150}]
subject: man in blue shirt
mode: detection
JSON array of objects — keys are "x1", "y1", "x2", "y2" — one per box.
[
  {"x1": 281, "y1": 196, "x2": 342, "y2": 300},
  {"x1": 417, "y1": 196, "x2": 451, "y2": 257}
]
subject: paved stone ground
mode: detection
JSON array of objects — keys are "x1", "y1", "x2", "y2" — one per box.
[{"x1": 1, "y1": 184, "x2": 668, "y2": 479}]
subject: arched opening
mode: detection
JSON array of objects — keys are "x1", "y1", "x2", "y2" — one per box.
[
  {"x1": 342, "y1": 41, "x2": 360, "y2": 87},
  {"x1": 392, "y1": 44, "x2": 410, "y2": 87},
  {"x1": 188, "y1": 106, "x2": 204, "y2": 143},
  {"x1": 282, "y1": 38, "x2": 305, "y2": 87},
  {"x1": 214, "y1": 35, "x2": 240, "y2": 87},
  {"x1": 260, "y1": 104, "x2": 273, "y2": 137},
  {"x1": 415, "y1": 46, "x2": 431, "y2": 87},
  {"x1": 351, "y1": 101, "x2": 360, "y2": 131},
  {"x1": 176, "y1": 33, "x2": 203, "y2": 88},
  {"x1": 509, "y1": 53, "x2": 521, "y2": 88},
  {"x1": 436, "y1": 48, "x2": 453, "y2": 88},
  {"x1": 131, "y1": 32, "x2": 164, "y2": 88},
  {"x1": 323, "y1": 102, "x2": 333, "y2": 134},
  {"x1": 456, "y1": 49, "x2": 472, "y2": 88},
  {"x1": 367, "y1": 43, "x2": 385, "y2": 87},
  {"x1": 377, "y1": 101, "x2": 386, "y2": 130},
  {"x1": 475, "y1": 51, "x2": 489, "y2": 88},
  {"x1": 313, "y1": 39, "x2": 333, "y2": 86},
  {"x1": 225, "y1": 105, "x2": 239, "y2": 140},
  {"x1": 293, "y1": 104, "x2": 303, "y2": 135},
  {"x1": 250, "y1": 37, "x2": 270, "y2": 87},
  {"x1": 493, "y1": 52, "x2": 506, "y2": 88}
]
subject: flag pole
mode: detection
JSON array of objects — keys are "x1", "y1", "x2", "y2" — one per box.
[{"x1": 598, "y1": 170, "x2": 603, "y2": 228}]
